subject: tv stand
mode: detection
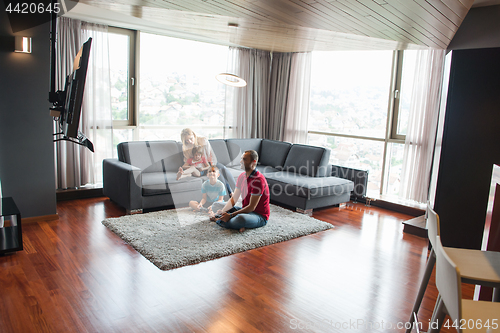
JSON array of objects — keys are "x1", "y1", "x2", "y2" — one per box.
[
  {"x1": 53, "y1": 131, "x2": 94, "y2": 152},
  {"x1": 0, "y1": 197, "x2": 23, "y2": 255}
]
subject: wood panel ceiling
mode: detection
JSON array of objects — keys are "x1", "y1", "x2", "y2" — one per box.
[{"x1": 72, "y1": 0, "x2": 478, "y2": 52}]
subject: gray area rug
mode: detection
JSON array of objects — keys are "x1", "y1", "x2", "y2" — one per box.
[{"x1": 102, "y1": 204, "x2": 334, "y2": 270}]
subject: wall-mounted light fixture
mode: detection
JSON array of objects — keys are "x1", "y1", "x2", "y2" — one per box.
[
  {"x1": 14, "y1": 36, "x2": 31, "y2": 53},
  {"x1": 216, "y1": 73, "x2": 247, "y2": 87}
]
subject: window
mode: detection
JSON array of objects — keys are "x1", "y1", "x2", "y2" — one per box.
[
  {"x1": 138, "y1": 33, "x2": 228, "y2": 141},
  {"x1": 309, "y1": 51, "x2": 393, "y2": 139},
  {"x1": 392, "y1": 50, "x2": 418, "y2": 139},
  {"x1": 108, "y1": 27, "x2": 136, "y2": 127},
  {"x1": 107, "y1": 29, "x2": 228, "y2": 152},
  {"x1": 308, "y1": 50, "x2": 418, "y2": 197}
]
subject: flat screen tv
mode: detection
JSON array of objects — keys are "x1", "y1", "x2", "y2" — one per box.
[
  {"x1": 50, "y1": 37, "x2": 93, "y2": 152},
  {"x1": 60, "y1": 37, "x2": 91, "y2": 139}
]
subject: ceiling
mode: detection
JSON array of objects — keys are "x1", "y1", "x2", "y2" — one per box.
[{"x1": 67, "y1": 0, "x2": 498, "y2": 52}]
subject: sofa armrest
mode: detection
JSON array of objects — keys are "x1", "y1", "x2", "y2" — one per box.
[
  {"x1": 103, "y1": 158, "x2": 143, "y2": 211},
  {"x1": 331, "y1": 165, "x2": 368, "y2": 199}
]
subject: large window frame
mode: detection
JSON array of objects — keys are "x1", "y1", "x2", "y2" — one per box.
[
  {"x1": 389, "y1": 51, "x2": 405, "y2": 141},
  {"x1": 108, "y1": 27, "x2": 138, "y2": 128},
  {"x1": 108, "y1": 28, "x2": 229, "y2": 143},
  {"x1": 308, "y1": 50, "x2": 408, "y2": 196}
]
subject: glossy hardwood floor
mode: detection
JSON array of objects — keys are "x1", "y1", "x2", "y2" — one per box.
[{"x1": 0, "y1": 198, "x2": 473, "y2": 333}]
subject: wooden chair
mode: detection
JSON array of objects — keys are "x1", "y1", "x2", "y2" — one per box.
[
  {"x1": 429, "y1": 236, "x2": 500, "y2": 332},
  {"x1": 406, "y1": 204, "x2": 500, "y2": 333}
]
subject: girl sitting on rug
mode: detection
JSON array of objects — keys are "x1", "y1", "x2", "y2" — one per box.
[{"x1": 189, "y1": 166, "x2": 226, "y2": 213}]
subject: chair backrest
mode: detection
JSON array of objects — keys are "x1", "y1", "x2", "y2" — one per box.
[
  {"x1": 426, "y1": 203, "x2": 440, "y2": 250},
  {"x1": 435, "y1": 236, "x2": 463, "y2": 331}
]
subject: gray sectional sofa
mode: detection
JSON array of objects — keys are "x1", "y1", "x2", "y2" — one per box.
[{"x1": 103, "y1": 138, "x2": 356, "y2": 214}]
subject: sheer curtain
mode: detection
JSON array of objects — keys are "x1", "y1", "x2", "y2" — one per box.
[
  {"x1": 54, "y1": 17, "x2": 112, "y2": 189},
  {"x1": 399, "y1": 48, "x2": 446, "y2": 202},
  {"x1": 268, "y1": 52, "x2": 292, "y2": 141},
  {"x1": 80, "y1": 22, "x2": 113, "y2": 187},
  {"x1": 226, "y1": 47, "x2": 271, "y2": 138},
  {"x1": 281, "y1": 52, "x2": 312, "y2": 144},
  {"x1": 228, "y1": 48, "x2": 311, "y2": 143}
]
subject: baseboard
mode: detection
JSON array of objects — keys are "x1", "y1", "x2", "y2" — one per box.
[
  {"x1": 370, "y1": 199, "x2": 425, "y2": 217},
  {"x1": 23, "y1": 214, "x2": 59, "y2": 224},
  {"x1": 56, "y1": 187, "x2": 104, "y2": 201}
]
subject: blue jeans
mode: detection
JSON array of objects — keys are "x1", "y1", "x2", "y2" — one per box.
[{"x1": 211, "y1": 203, "x2": 267, "y2": 230}]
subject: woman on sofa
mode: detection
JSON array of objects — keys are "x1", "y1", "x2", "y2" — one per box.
[{"x1": 177, "y1": 128, "x2": 236, "y2": 193}]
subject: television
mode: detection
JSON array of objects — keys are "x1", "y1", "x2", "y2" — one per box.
[
  {"x1": 61, "y1": 38, "x2": 91, "y2": 138},
  {"x1": 49, "y1": 36, "x2": 94, "y2": 152}
]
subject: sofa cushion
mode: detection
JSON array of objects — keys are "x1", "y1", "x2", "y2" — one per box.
[
  {"x1": 226, "y1": 139, "x2": 262, "y2": 167},
  {"x1": 119, "y1": 141, "x2": 184, "y2": 172},
  {"x1": 259, "y1": 139, "x2": 292, "y2": 169},
  {"x1": 209, "y1": 139, "x2": 231, "y2": 166},
  {"x1": 265, "y1": 172, "x2": 354, "y2": 199},
  {"x1": 283, "y1": 144, "x2": 329, "y2": 177},
  {"x1": 141, "y1": 172, "x2": 203, "y2": 196},
  {"x1": 225, "y1": 165, "x2": 281, "y2": 182},
  {"x1": 256, "y1": 165, "x2": 281, "y2": 176},
  {"x1": 225, "y1": 166, "x2": 243, "y2": 182}
]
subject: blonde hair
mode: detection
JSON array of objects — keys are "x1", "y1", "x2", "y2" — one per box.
[
  {"x1": 180, "y1": 128, "x2": 216, "y2": 164},
  {"x1": 180, "y1": 128, "x2": 197, "y2": 146}
]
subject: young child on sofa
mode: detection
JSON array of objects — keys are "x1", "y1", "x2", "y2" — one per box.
[
  {"x1": 176, "y1": 145, "x2": 211, "y2": 180},
  {"x1": 189, "y1": 166, "x2": 227, "y2": 213}
]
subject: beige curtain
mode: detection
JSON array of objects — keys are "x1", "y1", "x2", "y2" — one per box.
[
  {"x1": 54, "y1": 17, "x2": 83, "y2": 189},
  {"x1": 54, "y1": 17, "x2": 113, "y2": 189},
  {"x1": 227, "y1": 48, "x2": 312, "y2": 143},
  {"x1": 399, "y1": 48, "x2": 446, "y2": 202},
  {"x1": 268, "y1": 52, "x2": 292, "y2": 141},
  {"x1": 225, "y1": 47, "x2": 271, "y2": 139},
  {"x1": 281, "y1": 52, "x2": 312, "y2": 144},
  {"x1": 80, "y1": 22, "x2": 113, "y2": 187}
]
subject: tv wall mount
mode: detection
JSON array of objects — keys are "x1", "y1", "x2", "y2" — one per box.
[{"x1": 48, "y1": 6, "x2": 94, "y2": 153}]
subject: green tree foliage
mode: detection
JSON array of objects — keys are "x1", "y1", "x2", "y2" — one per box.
[
  {"x1": 114, "y1": 79, "x2": 126, "y2": 91},
  {"x1": 112, "y1": 107, "x2": 127, "y2": 121}
]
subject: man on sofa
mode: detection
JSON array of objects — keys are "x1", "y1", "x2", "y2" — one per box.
[{"x1": 210, "y1": 150, "x2": 270, "y2": 232}]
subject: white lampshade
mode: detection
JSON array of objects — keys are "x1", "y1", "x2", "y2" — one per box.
[{"x1": 216, "y1": 73, "x2": 247, "y2": 87}]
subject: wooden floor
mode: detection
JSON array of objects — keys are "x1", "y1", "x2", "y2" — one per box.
[{"x1": 0, "y1": 198, "x2": 473, "y2": 333}]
